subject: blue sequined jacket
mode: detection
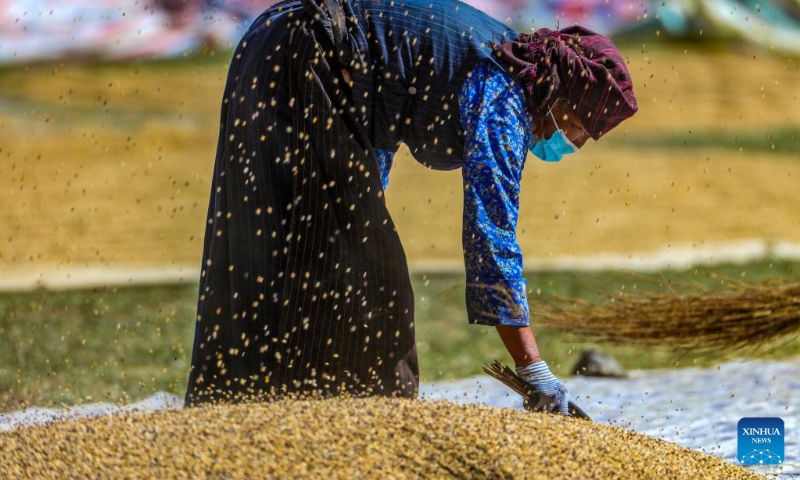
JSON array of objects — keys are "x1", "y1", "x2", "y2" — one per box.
[
  {"x1": 344, "y1": 0, "x2": 535, "y2": 326},
  {"x1": 376, "y1": 60, "x2": 533, "y2": 327}
]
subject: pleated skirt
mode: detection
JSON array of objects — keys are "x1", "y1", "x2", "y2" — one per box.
[{"x1": 184, "y1": 1, "x2": 418, "y2": 406}]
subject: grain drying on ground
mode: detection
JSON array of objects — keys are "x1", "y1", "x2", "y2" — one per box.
[
  {"x1": 2, "y1": 48, "x2": 800, "y2": 270},
  {"x1": 0, "y1": 397, "x2": 762, "y2": 479}
]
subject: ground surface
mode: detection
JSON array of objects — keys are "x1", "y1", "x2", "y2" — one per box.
[
  {"x1": 0, "y1": 397, "x2": 762, "y2": 479},
  {"x1": 1, "y1": 44, "x2": 799, "y2": 271}
]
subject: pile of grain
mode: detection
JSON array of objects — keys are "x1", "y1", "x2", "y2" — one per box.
[{"x1": 0, "y1": 397, "x2": 760, "y2": 479}]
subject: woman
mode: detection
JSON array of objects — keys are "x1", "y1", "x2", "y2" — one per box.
[{"x1": 185, "y1": 0, "x2": 638, "y2": 415}]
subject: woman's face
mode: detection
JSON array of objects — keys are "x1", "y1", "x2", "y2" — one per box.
[{"x1": 538, "y1": 101, "x2": 591, "y2": 149}]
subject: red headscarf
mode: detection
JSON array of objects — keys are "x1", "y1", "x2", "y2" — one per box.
[{"x1": 491, "y1": 26, "x2": 638, "y2": 140}]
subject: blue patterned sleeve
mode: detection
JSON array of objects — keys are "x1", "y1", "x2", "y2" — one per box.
[
  {"x1": 458, "y1": 60, "x2": 533, "y2": 327},
  {"x1": 374, "y1": 148, "x2": 395, "y2": 190}
]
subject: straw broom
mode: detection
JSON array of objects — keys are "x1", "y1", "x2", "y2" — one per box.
[{"x1": 531, "y1": 276, "x2": 800, "y2": 352}]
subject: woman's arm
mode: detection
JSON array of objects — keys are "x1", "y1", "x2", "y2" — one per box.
[
  {"x1": 495, "y1": 324, "x2": 541, "y2": 367},
  {"x1": 459, "y1": 62, "x2": 530, "y2": 327},
  {"x1": 459, "y1": 63, "x2": 580, "y2": 415},
  {"x1": 458, "y1": 60, "x2": 541, "y2": 367}
]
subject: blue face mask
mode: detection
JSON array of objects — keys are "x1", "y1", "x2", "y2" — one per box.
[{"x1": 528, "y1": 109, "x2": 580, "y2": 162}]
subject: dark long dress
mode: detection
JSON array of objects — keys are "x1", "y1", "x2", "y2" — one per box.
[{"x1": 185, "y1": 0, "x2": 518, "y2": 406}]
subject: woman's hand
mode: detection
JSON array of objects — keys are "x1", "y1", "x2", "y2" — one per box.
[
  {"x1": 527, "y1": 376, "x2": 574, "y2": 416},
  {"x1": 516, "y1": 360, "x2": 574, "y2": 416}
]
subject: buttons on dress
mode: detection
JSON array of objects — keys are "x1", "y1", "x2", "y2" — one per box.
[{"x1": 408, "y1": 86, "x2": 417, "y2": 95}]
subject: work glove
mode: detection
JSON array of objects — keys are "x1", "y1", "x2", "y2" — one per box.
[{"x1": 515, "y1": 360, "x2": 573, "y2": 416}]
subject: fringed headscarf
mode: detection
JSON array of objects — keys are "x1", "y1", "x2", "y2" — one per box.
[{"x1": 490, "y1": 26, "x2": 638, "y2": 140}]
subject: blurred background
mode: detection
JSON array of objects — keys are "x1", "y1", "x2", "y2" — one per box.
[{"x1": 1, "y1": 0, "x2": 799, "y2": 412}]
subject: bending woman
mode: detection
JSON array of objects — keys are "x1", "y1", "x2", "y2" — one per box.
[{"x1": 185, "y1": 0, "x2": 638, "y2": 415}]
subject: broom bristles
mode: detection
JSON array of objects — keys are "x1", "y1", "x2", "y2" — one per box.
[
  {"x1": 482, "y1": 360, "x2": 536, "y2": 398},
  {"x1": 533, "y1": 278, "x2": 800, "y2": 351}
]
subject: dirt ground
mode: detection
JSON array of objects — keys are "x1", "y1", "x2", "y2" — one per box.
[{"x1": 1, "y1": 44, "x2": 799, "y2": 272}]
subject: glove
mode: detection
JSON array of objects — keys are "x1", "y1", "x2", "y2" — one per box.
[{"x1": 515, "y1": 360, "x2": 573, "y2": 416}]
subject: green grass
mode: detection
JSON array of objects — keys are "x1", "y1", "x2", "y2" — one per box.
[
  {"x1": 0, "y1": 285, "x2": 196, "y2": 411},
  {"x1": 606, "y1": 126, "x2": 800, "y2": 155},
  {"x1": 1, "y1": 259, "x2": 799, "y2": 412}
]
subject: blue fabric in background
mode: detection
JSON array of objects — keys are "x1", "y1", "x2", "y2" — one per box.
[{"x1": 375, "y1": 59, "x2": 532, "y2": 326}]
